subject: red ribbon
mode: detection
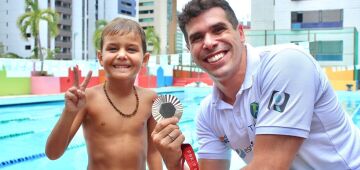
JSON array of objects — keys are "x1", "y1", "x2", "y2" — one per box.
[{"x1": 181, "y1": 143, "x2": 199, "y2": 170}]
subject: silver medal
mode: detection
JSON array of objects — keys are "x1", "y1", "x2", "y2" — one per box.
[{"x1": 152, "y1": 94, "x2": 183, "y2": 122}]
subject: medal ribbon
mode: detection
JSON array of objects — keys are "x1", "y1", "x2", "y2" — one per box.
[{"x1": 181, "y1": 143, "x2": 199, "y2": 170}]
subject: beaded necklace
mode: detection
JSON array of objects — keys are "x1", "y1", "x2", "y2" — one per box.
[{"x1": 103, "y1": 81, "x2": 139, "y2": 118}]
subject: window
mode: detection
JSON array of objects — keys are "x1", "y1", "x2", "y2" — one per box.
[
  {"x1": 310, "y1": 41, "x2": 343, "y2": 61},
  {"x1": 139, "y1": 18, "x2": 154, "y2": 23},
  {"x1": 63, "y1": 14, "x2": 71, "y2": 20},
  {"x1": 25, "y1": 45, "x2": 31, "y2": 50},
  {"x1": 26, "y1": 33, "x2": 31, "y2": 38},
  {"x1": 118, "y1": 0, "x2": 135, "y2": 16},
  {"x1": 139, "y1": 10, "x2": 154, "y2": 14},
  {"x1": 120, "y1": 10, "x2": 132, "y2": 15},
  {"x1": 121, "y1": 1, "x2": 132, "y2": 6},
  {"x1": 291, "y1": 9, "x2": 343, "y2": 29},
  {"x1": 291, "y1": 12, "x2": 302, "y2": 23},
  {"x1": 139, "y1": 1, "x2": 154, "y2": 6}
]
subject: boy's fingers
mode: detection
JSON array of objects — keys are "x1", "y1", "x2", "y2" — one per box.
[
  {"x1": 73, "y1": 67, "x2": 79, "y2": 88},
  {"x1": 80, "y1": 71, "x2": 93, "y2": 91}
]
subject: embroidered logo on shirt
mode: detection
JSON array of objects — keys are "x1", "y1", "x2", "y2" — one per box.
[
  {"x1": 250, "y1": 102, "x2": 259, "y2": 119},
  {"x1": 219, "y1": 135, "x2": 229, "y2": 144},
  {"x1": 268, "y1": 90, "x2": 290, "y2": 112}
]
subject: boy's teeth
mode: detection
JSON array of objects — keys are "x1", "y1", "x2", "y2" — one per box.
[
  {"x1": 113, "y1": 65, "x2": 130, "y2": 69},
  {"x1": 207, "y1": 53, "x2": 224, "y2": 63}
]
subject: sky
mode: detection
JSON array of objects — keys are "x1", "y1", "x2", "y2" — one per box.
[{"x1": 176, "y1": 0, "x2": 251, "y2": 22}]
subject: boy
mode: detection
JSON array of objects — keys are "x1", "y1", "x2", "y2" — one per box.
[{"x1": 46, "y1": 18, "x2": 162, "y2": 170}]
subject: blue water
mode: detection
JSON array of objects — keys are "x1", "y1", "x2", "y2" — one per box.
[{"x1": 0, "y1": 88, "x2": 359, "y2": 170}]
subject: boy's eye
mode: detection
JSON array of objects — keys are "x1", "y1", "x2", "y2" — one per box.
[
  {"x1": 128, "y1": 47, "x2": 139, "y2": 53},
  {"x1": 108, "y1": 47, "x2": 118, "y2": 52}
]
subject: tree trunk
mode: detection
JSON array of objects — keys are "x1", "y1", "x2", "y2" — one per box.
[{"x1": 36, "y1": 35, "x2": 44, "y2": 73}]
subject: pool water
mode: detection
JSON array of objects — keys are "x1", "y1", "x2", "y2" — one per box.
[{"x1": 0, "y1": 88, "x2": 359, "y2": 170}]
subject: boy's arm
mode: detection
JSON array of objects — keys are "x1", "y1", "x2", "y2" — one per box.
[
  {"x1": 147, "y1": 115, "x2": 163, "y2": 170},
  {"x1": 45, "y1": 68, "x2": 92, "y2": 160},
  {"x1": 45, "y1": 107, "x2": 87, "y2": 160}
]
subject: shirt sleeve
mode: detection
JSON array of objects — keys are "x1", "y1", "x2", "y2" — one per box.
[
  {"x1": 255, "y1": 48, "x2": 321, "y2": 138},
  {"x1": 196, "y1": 100, "x2": 232, "y2": 160}
]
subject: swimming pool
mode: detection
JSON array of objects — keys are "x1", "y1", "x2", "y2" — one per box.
[{"x1": 0, "y1": 88, "x2": 359, "y2": 170}]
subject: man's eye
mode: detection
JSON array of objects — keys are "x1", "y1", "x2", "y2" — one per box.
[
  {"x1": 213, "y1": 27, "x2": 225, "y2": 34},
  {"x1": 190, "y1": 36, "x2": 202, "y2": 43}
]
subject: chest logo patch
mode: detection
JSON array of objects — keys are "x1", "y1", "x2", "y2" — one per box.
[
  {"x1": 250, "y1": 102, "x2": 259, "y2": 119},
  {"x1": 268, "y1": 90, "x2": 290, "y2": 112}
]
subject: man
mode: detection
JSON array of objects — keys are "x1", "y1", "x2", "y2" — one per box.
[{"x1": 151, "y1": 0, "x2": 360, "y2": 169}]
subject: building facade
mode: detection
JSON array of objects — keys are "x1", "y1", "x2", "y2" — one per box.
[
  {"x1": 55, "y1": 0, "x2": 73, "y2": 60},
  {"x1": 0, "y1": 0, "x2": 52, "y2": 59},
  {"x1": 138, "y1": 0, "x2": 178, "y2": 55},
  {"x1": 250, "y1": 0, "x2": 360, "y2": 67},
  {"x1": 75, "y1": 0, "x2": 138, "y2": 60}
]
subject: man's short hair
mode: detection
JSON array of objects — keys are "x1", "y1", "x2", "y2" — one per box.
[{"x1": 178, "y1": 0, "x2": 239, "y2": 44}]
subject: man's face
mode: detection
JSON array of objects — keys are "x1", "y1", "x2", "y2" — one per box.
[{"x1": 185, "y1": 7, "x2": 246, "y2": 81}]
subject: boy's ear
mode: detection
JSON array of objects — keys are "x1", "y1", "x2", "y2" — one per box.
[
  {"x1": 97, "y1": 50, "x2": 104, "y2": 66},
  {"x1": 142, "y1": 52, "x2": 150, "y2": 67}
]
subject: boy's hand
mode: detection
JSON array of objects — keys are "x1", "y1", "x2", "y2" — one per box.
[{"x1": 64, "y1": 67, "x2": 92, "y2": 114}]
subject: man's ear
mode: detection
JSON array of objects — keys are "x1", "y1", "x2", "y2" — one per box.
[
  {"x1": 142, "y1": 52, "x2": 150, "y2": 67},
  {"x1": 237, "y1": 24, "x2": 246, "y2": 43},
  {"x1": 97, "y1": 50, "x2": 104, "y2": 66}
]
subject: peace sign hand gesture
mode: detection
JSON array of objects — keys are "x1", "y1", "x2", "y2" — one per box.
[{"x1": 64, "y1": 67, "x2": 92, "y2": 115}]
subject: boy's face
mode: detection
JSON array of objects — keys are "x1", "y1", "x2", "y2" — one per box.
[{"x1": 97, "y1": 32, "x2": 149, "y2": 80}]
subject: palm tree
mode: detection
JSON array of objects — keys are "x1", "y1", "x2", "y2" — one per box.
[
  {"x1": 145, "y1": 27, "x2": 160, "y2": 55},
  {"x1": 17, "y1": 0, "x2": 59, "y2": 74},
  {"x1": 93, "y1": 19, "x2": 108, "y2": 51}
]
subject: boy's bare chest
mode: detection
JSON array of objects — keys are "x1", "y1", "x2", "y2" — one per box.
[{"x1": 84, "y1": 100, "x2": 151, "y2": 137}]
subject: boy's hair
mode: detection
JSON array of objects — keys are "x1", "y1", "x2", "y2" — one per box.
[
  {"x1": 178, "y1": 0, "x2": 238, "y2": 44},
  {"x1": 100, "y1": 17, "x2": 147, "y2": 53}
]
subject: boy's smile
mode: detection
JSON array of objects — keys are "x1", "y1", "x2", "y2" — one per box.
[{"x1": 98, "y1": 32, "x2": 149, "y2": 80}]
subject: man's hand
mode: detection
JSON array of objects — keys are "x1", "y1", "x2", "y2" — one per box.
[
  {"x1": 151, "y1": 117, "x2": 185, "y2": 170},
  {"x1": 64, "y1": 67, "x2": 92, "y2": 114}
]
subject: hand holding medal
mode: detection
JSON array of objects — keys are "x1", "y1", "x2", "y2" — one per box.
[{"x1": 152, "y1": 94, "x2": 199, "y2": 170}]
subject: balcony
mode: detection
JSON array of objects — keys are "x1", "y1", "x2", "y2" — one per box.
[{"x1": 291, "y1": 21, "x2": 343, "y2": 30}]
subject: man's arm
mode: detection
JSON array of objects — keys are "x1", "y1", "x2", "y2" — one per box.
[
  {"x1": 147, "y1": 115, "x2": 163, "y2": 170},
  {"x1": 199, "y1": 159, "x2": 230, "y2": 170},
  {"x1": 243, "y1": 134, "x2": 304, "y2": 170}
]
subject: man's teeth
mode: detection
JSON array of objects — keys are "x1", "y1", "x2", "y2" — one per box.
[{"x1": 207, "y1": 53, "x2": 224, "y2": 63}]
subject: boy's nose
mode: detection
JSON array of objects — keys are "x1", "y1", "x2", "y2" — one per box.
[{"x1": 116, "y1": 51, "x2": 126, "y2": 60}]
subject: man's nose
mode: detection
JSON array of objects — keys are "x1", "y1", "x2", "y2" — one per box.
[{"x1": 202, "y1": 34, "x2": 217, "y2": 50}]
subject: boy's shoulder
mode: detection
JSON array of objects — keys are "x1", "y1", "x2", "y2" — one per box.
[
  {"x1": 135, "y1": 86, "x2": 157, "y2": 100},
  {"x1": 84, "y1": 83, "x2": 103, "y2": 97}
]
